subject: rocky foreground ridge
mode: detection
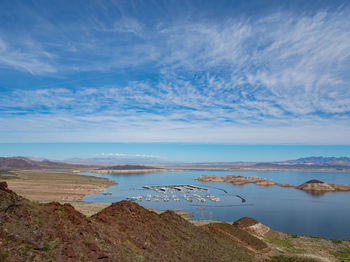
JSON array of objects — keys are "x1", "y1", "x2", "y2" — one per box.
[
  {"x1": 0, "y1": 181, "x2": 270, "y2": 261},
  {"x1": 195, "y1": 175, "x2": 350, "y2": 193},
  {"x1": 1, "y1": 181, "x2": 350, "y2": 261}
]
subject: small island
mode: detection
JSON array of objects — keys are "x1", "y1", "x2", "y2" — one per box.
[{"x1": 195, "y1": 175, "x2": 350, "y2": 193}]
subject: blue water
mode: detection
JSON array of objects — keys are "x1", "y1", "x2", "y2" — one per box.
[{"x1": 82, "y1": 170, "x2": 350, "y2": 240}]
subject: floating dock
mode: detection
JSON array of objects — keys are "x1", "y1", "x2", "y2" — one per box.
[
  {"x1": 142, "y1": 184, "x2": 209, "y2": 193},
  {"x1": 126, "y1": 184, "x2": 221, "y2": 203}
]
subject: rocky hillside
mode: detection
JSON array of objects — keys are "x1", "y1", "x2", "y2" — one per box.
[
  {"x1": 0, "y1": 181, "x2": 263, "y2": 262},
  {"x1": 1, "y1": 181, "x2": 349, "y2": 261},
  {"x1": 296, "y1": 179, "x2": 350, "y2": 193},
  {"x1": 0, "y1": 157, "x2": 42, "y2": 169}
]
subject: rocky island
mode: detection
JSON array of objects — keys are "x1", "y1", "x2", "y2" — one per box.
[{"x1": 195, "y1": 175, "x2": 350, "y2": 193}]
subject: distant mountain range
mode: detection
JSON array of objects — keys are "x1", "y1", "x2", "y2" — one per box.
[
  {"x1": 0, "y1": 157, "x2": 163, "y2": 171},
  {"x1": 1, "y1": 156, "x2": 350, "y2": 171},
  {"x1": 286, "y1": 156, "x2": 350, "y2": 165},
  {"x1": 244, "y1": 156, "x2": 350, "y2": 170},
  {"x1": 0, "y1": 156, "x2": 87, "y2": 169},
  {"x1": 64, "y1": 157, "x2": 166, "y2": 166},
  {"x1": 166, "y1": 156, "x2": 350, "y2": 171}
]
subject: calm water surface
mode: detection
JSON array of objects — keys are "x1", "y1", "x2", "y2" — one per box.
[{"x1": 82, "y1": 170, "x2": 350, "y2": 240}]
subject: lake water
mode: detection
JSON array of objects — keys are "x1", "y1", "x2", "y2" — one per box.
[{"x1": 82, "y1": 170, "x2": 350, "y2": 240}]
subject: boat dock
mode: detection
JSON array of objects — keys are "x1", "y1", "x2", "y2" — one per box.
[
  {"x1": 142, "y1": 184, "x2": 210, "y2": 193},
  {"x1": 123, "y1": 184, "x2": 220, "y2": 203}
]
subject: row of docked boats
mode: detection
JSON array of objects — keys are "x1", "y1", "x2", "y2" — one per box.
[{"x1": 127, "y1": 193, "x2": 220, "y2": 203}]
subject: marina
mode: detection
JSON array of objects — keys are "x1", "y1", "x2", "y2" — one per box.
[
  {"x1": 142, "y1": 184, "x2": 209, "y2": 193},
  {"x1": 125, "y1": 184, "x2": 220, "y2": 203}
]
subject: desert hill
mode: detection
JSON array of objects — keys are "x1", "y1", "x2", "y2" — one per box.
[
  {"x1": 0, "y1": 157, "x2": 166, "y2": 174},
  {"x1": 0, "y1": 156, "x2": 88, "y2": 170},
  {"x1": 1, "y1": 181, "x2": 350, "y2": 261},
  {"x1": 0, "y1": 181, "x2": 263, "y2": 261}
]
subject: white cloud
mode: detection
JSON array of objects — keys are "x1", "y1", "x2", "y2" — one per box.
[
  {"x1": 96, "y1": 153, "x2": 160, "y2": 159},
  {"x1": 96, "y1": 16, "x2": 144, "y2": 36},
  {"x1": 2, "y1": 109, "x2": 350, "y2": 144},
  {"x1": 0, "y1": 37, "x2": 56, "y2": 75},
  {"x1": 1, "y1": 7, "x2": 350, "y2": 143}
]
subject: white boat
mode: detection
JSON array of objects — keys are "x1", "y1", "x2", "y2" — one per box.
[
  {"x1": 145, "y1": 194, "x2": 152, "y2": 201},
  {"x1": 183, "y1": 194, "x2": 192, "y2": 202},
  {"x1": 209, "y1": 196, "x2": 220, "y2": 202},
  {"x1": 172, "y1": 195, "x2": 180, "y2": 201},
  {"x1": 136, "y1": 195, "x2": 143, "y2": 201},
  {"x1": 193, "y1": 194, "x2": 201, "y2": 201},
  {"x1": 153, "y1": 195, "x2": 160, "y2": 201}
]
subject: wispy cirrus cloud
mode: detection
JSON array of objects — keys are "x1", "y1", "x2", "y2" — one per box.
[
  {"x1": 0, "y1": 1, "x2": 350, "y2": 143},
  {"x1": 0, "y1": 37, "x2": 56, "y2": 74}
]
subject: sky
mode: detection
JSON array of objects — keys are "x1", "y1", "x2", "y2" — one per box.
[{"x1": 1, "y1": 0, "x2": 350, "y2": 146}]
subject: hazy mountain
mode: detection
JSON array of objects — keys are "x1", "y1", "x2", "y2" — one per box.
[
  {"x1": 64, "y1": 157, "x2": 168, "y2": 166},
  {"x1": 287, "y1": 156, "x2": 350, "y2": 165},
  {"x1": 1, "y1": 156, "x2": 350, "y2": 171}
]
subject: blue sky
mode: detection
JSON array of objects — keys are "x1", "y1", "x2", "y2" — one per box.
[{"x1": 1, "y1": 0, "x2": 350, "y2": 144}]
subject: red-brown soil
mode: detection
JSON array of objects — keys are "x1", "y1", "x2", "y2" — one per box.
[
  {"x1": 203, "y1": 222, "x2": 268, "y2": 252},
  {"x1": 0, "y1": 181, "x2": 261, "y2": 262}
]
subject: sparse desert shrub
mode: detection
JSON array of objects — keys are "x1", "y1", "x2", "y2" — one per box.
[
  {"x1": 331, "y1": 239, "x2": 343, "y2": 244},
  {"x1": 269, "y1": 255, "x2": 316, "y2": 262},
  {"x1": 330, "y1": 248, "x2": 350, "y2": 259},
  {"x1": 0, "y1": 250, "x2": 9, "y2": 260}
]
